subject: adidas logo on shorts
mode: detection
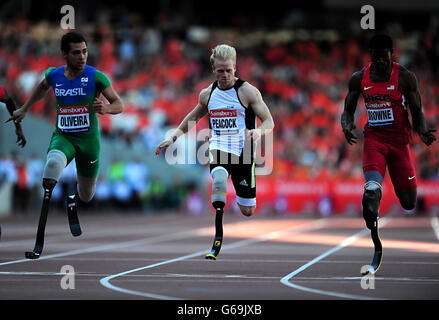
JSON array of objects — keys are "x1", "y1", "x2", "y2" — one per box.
[{"x1": 239, "y1": 179, "x2": 248, "y2": 186}]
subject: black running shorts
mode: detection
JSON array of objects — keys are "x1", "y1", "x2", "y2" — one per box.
[{"x1": 209, "y1": 148, "x2": 256, "y2": 206}]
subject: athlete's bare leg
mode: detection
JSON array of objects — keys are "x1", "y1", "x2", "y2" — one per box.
[
  {"x1": 76, "y1": 174, "x2": 97, "y2": 203},
  {"x1": 395, "y1": 188, "x2": 417, "y2": 211},
  {"x1": 237, "y1": 204, "x2": 256, "y2": 217}
]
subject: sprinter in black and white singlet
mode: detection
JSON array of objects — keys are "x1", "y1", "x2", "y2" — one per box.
[
  {"x1": 208, "y1": 78, "x2": 255, "y2": 157},
  {"x1": 207, "y1": 76, "x2": 261, "y2": 214},
  {"x1": 156, "y1": 44, "x2": 274, "y2": 217},
  {"x1": 156, "y1": 44, "x2": 274, "y2": 216}
]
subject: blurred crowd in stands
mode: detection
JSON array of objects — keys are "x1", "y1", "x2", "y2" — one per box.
[
  {"x1": 1, "y1": 12, "x2": 439, "y2": 213},
  {"x1": 0, "y1": 151, "x2": 202, "y2": 214}
]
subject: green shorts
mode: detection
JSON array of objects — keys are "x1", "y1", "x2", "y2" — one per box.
[{"x1": 48, "y1": 130, "x2": 100, "y2": 178}]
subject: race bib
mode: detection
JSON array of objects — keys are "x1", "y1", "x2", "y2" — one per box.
[
  {"x1": 367, "y1": 108, "x2": 394, "y2": 127},
  {"x1": 58, "y1": 105, "x2": 90, "y2": 133},
  {"x1": 210, "y1": 109, "x2": 238, "y2": 135}
]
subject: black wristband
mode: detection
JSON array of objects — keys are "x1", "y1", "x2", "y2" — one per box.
[{"x1": 172, "y1": 135, "x2": 177, "y2": 142}]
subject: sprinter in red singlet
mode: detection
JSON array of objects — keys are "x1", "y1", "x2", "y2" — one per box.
[{"x1": 341, "y1": 34, "x2": 436, "y2": 273}]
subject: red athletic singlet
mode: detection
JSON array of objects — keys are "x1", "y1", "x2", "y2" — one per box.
[
  {"x1": 361, "y1": 62, "x2": 417, "y2": 189},
  {"x1": 0, "y1": 85, "x2": 5, "y2": 100},
  {"x1": 361, "y1": 62, "x2": 412, "y2": 145}
]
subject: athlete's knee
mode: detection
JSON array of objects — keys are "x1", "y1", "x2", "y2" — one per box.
[
  {"x1": 77, "y1": 185, "x2": 95, "y2": 203},
  {"x1": 239, "y1": 205, "x2": 255, "y2": 217},
  {"x1": 396, "y1": 188, "x2": 417, "y2": 211},
  {"x1": 77, "y1": 175, "x2": 97, "y2": 203},
  {"x1": 236, "y1": 195, "x2": 256, "y2": 217},
  {"x1": 211, "y1": 167, "x2": 228, "y2": 210},
  {"x1": 400, "y1": 198, "x2": 416, "y2": 211},
  {"x1": 43, "y1": 150, "x2": 67, "y2": 182},
  {"x1": 77, "y1": 189, "x2": 94, "y2": 203}
]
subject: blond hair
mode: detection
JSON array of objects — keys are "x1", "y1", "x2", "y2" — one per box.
[{"x1": 210, "y1": 44, "x2": 236, "y2": 66}]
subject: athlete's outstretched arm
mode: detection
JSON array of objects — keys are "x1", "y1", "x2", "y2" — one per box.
[
  {"x1": 94, "y1": 86, "x2": 124, "y2": 115},
  {"x1": 155, "y1": 88, "x2": 209, "y2": 155},
  {"x1": 404, "y1": 70, "x2": 436, "y2": 146},
  {"x1": 6, "y1": 78, "x2": 51, "y2": 124},
  {"x1": 341, "y1": 71, "x2": 362, "y2": 145},
  {"x1": 1, "y1": 88, "x2": 26, "y2": 147}
]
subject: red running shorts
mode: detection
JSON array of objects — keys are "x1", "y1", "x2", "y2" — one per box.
[{"x1": 363, "y1": 134, "x2": 417, "y2": 190}]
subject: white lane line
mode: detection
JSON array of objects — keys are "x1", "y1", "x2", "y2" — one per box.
[
  {"x1": 0, "y1": 229, "x2": 205, "y2": 267},
  {"x1": 100, "y1": 250, "x2": 208, "y2": 300},
  {"x1": 99, "y1": 219, "x2": 329, "y2": 300},
  {"x1": 280, "y1": 218, "x2": 390, "y2": 300},
  {"x1": 2, "y1": 272, "x2": 438, "y2": 285},
  {"x1": 0, "y1": 271, "x2": 96, "y2": 276},
  {"x1": 0, "y1": 237, "x2": 66, "y2": 248},
  {"x1": 0, "y1": 230, "x2": 168, "y2": 248},
  {"x1": 3, "y1": 256, "x2": 436, "y2": 265},
  {"x1": 431, "y1": 216, "x2": 439, "y2": 241},
  {"x1": 335, "y1": 276, "x2": 439, "y2": 283},
  {"x1": 0, "y1": 220, "x2": 206, "y2": 249}
]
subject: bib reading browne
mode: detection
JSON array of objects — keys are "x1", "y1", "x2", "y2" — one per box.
[{"x1": 45, "y1": 65, "x2": 111, "y2": 178}]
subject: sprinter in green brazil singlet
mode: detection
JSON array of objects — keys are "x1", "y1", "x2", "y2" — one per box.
[
  {"x1": 8, "y1": 32, "x2": 124, "y2": 258},
  {"x1": 45, "y1": 65, "x2": 111, "y2": 178}
]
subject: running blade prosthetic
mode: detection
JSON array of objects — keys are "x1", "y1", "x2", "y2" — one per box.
[
  {"x1": 67, "y1": 194, "x2": 82, "y2": 237},
  {"x1": 25, "y1": 182, "x2": 54, "y2": 259},
  {"x1": 205, "y1": 208, "x2": 224, "y2": 260},
  {"x1": 362, "y1": 220, "x2": 383, "y2": 275}
]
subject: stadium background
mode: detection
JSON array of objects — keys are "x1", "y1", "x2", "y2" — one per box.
[{"x1": 1, "y1": 0, "x2": 439, "y2": 217}]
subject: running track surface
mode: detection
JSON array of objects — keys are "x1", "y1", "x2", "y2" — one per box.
[{"x1": 1, "y1": 211, "x2": 439, "y2": 301}]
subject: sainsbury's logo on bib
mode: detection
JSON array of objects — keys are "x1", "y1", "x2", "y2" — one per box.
[
  {"x1": 210, "y1": 109, "x2": 237, "y2": 118},
  {"x1": 59, "y1": 106, "x2": 88, "y2": 114}
]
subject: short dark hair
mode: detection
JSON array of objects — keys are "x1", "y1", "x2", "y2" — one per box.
[
  {"x1": 61, "y1": 31, "x2": 87, "y2": 53},
  {"x1": 369, "y1": 34, "x2": 393, "y2": 53}
]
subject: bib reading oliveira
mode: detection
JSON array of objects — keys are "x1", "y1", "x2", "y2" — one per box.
[{"x1": 58, "y1": 105, "x2": 90, "y2": 133}]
